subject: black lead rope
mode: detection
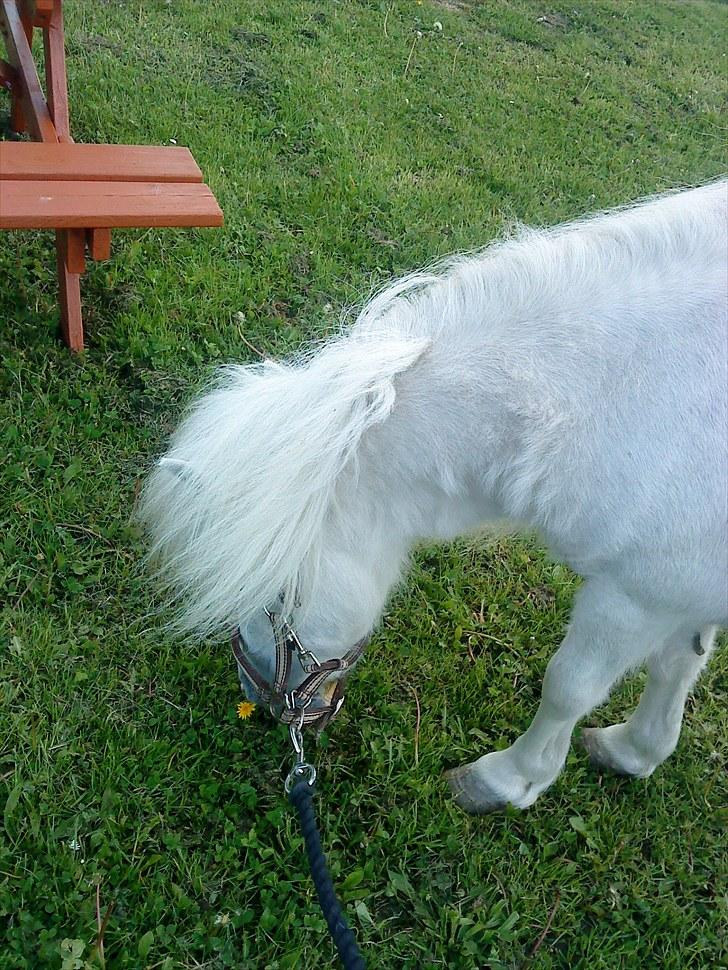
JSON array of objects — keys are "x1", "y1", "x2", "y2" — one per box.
[
  {"x1": 234, "y1": 622, "x2": 366, "y2": 967},
  {"x1": 288, "y1": 780, "x2": 366, "y2": 970}
]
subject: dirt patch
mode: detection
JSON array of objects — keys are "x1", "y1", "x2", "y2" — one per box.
[
  {"x1": 432, "y1": 0, "x2": 470, "y2": 10},
  {"x1": 204, "y1": 46, "x2": 271, "y2": 99},
  {"x1": 526, "y1": 586, "x2": 556, "y2": 610},
  {"x1": 537, "y1": 12, "x2": 571, "y2": 30},
  {"x1": 73, "y1": 33, "x2": 123, "y2": 56},
  {"x1": 231, "y1": 28, "x2": 271, "y2": 47}
]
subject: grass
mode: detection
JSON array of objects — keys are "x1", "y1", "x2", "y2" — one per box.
[{"x1": 1, "y1": 1, "x2": 726, "y2": 967}]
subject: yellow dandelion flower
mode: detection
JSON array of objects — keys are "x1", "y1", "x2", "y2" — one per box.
[{"x1": 237, "y1": 700, "x2": 256, "y2": 720}]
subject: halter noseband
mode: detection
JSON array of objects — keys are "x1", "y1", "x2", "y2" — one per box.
[{"x1": 232, "y1": 608, "x2": 367, "y2": 732}]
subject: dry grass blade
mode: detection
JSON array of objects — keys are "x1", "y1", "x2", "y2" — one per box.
[
  {"x1": 530, "y1": 889, "x2": 560, "y2": 957},
  {"x1": 407, "y1": 683, "x2": 421, "y2": 766},
  {"x1": 94, "y1": 884, "x2": 115, "y2": 968}
]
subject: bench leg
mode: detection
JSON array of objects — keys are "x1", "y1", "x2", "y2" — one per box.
[
  {"x1": 87, "y1": 228, "x2": 111, "y2": 261},
  {"x1": 43, "y1": 4, "x2": 82, "y2": 350},
  {"x1": 56, "y1": 230, "x2": 84, "y2": 351},
  {"x1": 59, "y1": 227, "x2": 86, "y2": 274}
]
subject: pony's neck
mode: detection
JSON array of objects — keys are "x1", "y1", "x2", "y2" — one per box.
[{"x1": 354, "y1": 348, "x2": 517, "y2": 549}]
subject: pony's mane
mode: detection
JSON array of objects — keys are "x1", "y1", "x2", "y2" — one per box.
[{"x1": 139, "y1": 320, "x2": 430, "y2": 638}]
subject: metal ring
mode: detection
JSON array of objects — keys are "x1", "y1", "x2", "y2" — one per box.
[
  {"x1": 284, "y1": 690, "x2": 313, "y2": 711},
  {"x1": 284, "y1": 762, "x2": 317, "y2": 794}
]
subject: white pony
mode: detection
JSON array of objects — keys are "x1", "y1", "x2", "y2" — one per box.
[{"x1": 141, "y1": 181, "x2": 727, "y2": 812}]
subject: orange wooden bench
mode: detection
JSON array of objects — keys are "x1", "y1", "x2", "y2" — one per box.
[{"x1": 0, "y1": 0, "x2": 223, "y2": 350}]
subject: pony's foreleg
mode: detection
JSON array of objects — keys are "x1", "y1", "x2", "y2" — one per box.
[
  {"x1": 445, "y1": 581, "x2": 668, "y2": 812},
  {"x1": 581, "y1": 625, "x2": 717, "y2": 777}
]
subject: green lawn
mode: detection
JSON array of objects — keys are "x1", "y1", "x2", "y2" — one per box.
[{"x1": 1, "y1": 1, "x2": 726, "y2": 968}]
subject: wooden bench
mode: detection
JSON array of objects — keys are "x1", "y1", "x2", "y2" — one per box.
[{"x1": 0, "y1": 1, "x2": 223, "y2": 350}]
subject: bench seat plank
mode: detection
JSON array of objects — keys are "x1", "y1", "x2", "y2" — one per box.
[
  {"x1": 0, "y1": 142, "x2": 204, "y2": 182},
  {"x1": 0, "y1": 178, "x2": 224, "y2": 229}
]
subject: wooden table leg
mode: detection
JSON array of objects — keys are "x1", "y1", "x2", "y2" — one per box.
[
  {"x1": 56, "y1": 229, "x2": 83, "y2": 351},
  {"x1": 45, "y1": 2, "x2": 86, "y2": 350},
  {"x1": 1, "y1": 0, "x2": 57, "y2": 140},
  {"x1": 2, "y1": 2, "x2": 90, "y2": 351},
  {"x1": 42, "y1": 0, "x2": 70, "y2": 140},
  {"x1": 4, "y1": 0, "x2": 32, "y2": 134}
]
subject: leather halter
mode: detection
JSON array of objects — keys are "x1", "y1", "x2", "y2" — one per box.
[{"x1": 232, "y1": 608, "x2": 367, "y2": 731}]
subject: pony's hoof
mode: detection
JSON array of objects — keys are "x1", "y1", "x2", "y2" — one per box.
[
  {"x1": 581, "y1": 726, "x2": 654, "y2": 778},
  {"x1": 581, "y1": 726, "x2": 607, "y2": 764},
  {"x1": 444, "y1": 761, "x2": 513, "y2": 814}
]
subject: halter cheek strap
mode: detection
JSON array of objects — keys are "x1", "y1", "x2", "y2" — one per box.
[{"x1": 232, "y1": 611, "x2": 367, "y2": 732}]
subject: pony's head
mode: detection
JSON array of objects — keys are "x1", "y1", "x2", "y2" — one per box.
[{"x1": 139, "y1": 328, "x2": 431, "y2": 715}]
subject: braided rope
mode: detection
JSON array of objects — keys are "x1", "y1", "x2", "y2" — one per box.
[{"x1": 288, "y1": 781, "x2": 366, "y2": 970}]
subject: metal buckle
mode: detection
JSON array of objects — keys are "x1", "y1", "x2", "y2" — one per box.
[
  {"x1": 293, "y1": 642, "x2": 322, "y2": 673},
  {"x1": 266, "y1": 608, "x2": 322, "y2": 673},
  {"x1": 268, "y1": 688, "x2": 306, "y2": 722},
  {"x1": 284, "y1": 690, "x2": 312, "y2": 713},
  {"x1": 283, "y1": 625, "x2": 321, "y2": 673}
]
